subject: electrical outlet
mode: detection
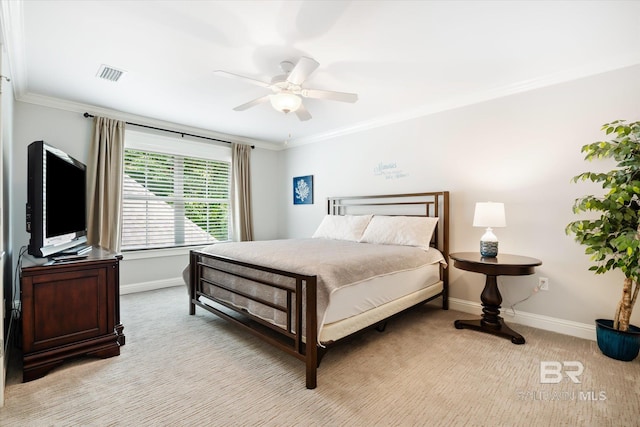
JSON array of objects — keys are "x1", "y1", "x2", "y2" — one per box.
[{"x1": 539, "y1": 277, "x2": 549, "y2": 291}]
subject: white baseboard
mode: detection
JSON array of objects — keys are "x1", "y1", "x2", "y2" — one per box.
[
  {"x1": 119, "y1": 283, "x2": 597, "y2": 341},
  {"x1": 120, "y1": 277, "x2": 185, "y2": 295},
  {"x1": 448, "y1": 298, "x2": 597, "y2": 341}
]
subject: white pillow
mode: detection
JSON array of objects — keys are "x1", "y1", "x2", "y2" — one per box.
[
  {"x1": 359, "y1": 215, "x2": 439, "y2": 250},
  {"x1": 312, "y1": 214, "x2": 373, "y2": 242}
]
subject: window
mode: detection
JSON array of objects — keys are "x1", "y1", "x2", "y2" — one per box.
[{"x1": 121, "y1": 131, "x2": 231, "y2": 250}]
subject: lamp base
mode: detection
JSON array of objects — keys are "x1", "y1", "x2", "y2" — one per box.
[{"x1": 480, "y1": 241, "x2": 498, "y2": 257}]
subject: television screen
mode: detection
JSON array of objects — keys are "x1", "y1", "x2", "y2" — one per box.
[
  {"x1": 45, "y1": 150, "x2": 86, "y2": 238},
  {"x1": 27, "y1": 141, "x2": 88, "y2": 257}
]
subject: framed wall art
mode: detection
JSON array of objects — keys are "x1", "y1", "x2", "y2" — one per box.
[{"x1": 293, "y1": 175, "x2": 313, "y2": 205}]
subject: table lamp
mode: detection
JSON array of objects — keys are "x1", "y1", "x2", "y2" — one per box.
[{"x1": 473, "y1": 202, "x2": 506, "y2": 257}]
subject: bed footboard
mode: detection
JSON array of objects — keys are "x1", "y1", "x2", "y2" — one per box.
[{"x1": 189, "y1": 249, "x2": 319, "y2": 389}]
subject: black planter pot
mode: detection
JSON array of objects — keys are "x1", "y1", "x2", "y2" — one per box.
[{"x1": 595, "y1": 319, "x2": 640, "y2": 361}]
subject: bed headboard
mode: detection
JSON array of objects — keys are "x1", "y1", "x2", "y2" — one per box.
[{"x1": 326, "y1": 191, "x2": 449, "y2": 258}]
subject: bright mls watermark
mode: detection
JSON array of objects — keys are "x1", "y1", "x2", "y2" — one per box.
[
  {"x1": 515, "y1": 361, "x2": 607, "y2": 402},
  {"x1": 540, "y1": 361, "x2": 584, "y2": 384}
]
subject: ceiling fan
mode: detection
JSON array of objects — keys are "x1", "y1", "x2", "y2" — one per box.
[{"x1": 214, "y1": 57, "x2": 358, "y2": 121}]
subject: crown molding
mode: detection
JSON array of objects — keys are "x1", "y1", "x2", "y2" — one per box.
[
  {"x1": 17, "y1": 91, "x2": 275, "y2": 150},
  {"x1": 288, "y1": 57, "x2": 640, "y2": 148}
]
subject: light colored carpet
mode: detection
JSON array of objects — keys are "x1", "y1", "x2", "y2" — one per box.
[{"x1": 1, "y1": 285, "x2": 638, "y2": 426}]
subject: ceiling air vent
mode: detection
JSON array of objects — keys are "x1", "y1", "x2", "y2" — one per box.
[{"x1": 96, "y1": 64, "x2": 126, "y2": 82}]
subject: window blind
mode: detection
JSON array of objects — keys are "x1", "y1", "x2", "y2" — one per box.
[{"x1": 122, "y1": 148, "x2": 231, "y2": 250}]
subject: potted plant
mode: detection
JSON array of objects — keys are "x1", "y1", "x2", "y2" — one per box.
[{"x1": 566, "y1": 120, "x2": 640, "y2": 361}]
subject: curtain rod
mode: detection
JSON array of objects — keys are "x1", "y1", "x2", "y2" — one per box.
[{"x1": 83, "y1": 112, "x2": 254, "y2": 149}]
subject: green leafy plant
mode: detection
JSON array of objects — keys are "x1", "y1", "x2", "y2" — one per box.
[{"x1": 566, "y1": 120, "x2": 640, "y2": 331}]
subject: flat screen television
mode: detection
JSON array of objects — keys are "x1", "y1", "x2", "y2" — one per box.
[{"x1": 26, "y1": 141, "x2": 88, "y2": 257}]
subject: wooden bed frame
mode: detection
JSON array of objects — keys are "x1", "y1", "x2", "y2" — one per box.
[{"x1": 189, "y1": 191, "x2": 449, "y2": 389}]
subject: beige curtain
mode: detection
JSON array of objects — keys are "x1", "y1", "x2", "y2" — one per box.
[
  {"x1": 231, "y1": 143, "x2": 254, "y2": 241},
  {"x1": 87, "y1": 116, "x2": 125, "y2": 252}
]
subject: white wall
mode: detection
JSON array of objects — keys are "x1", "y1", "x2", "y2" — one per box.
[
  {"x1": 9, "y1": 65, "x2": 640, "y2": 336},
  {"x1": 1, "y1": 49, "x2": 13, "y2": 309},
  {"x1": 12, "y1": 102, "x2": 92, "y2": 261},
  {"x1": 280, "y1": 65, "x2": 640, "y2": 333},
  {"x1": 10, "y1": 102, "x2": 281, "y2": 292},
  {"x1": 0, "y1": 41, "x2": 15, "y2": 408},
  {"x1": 250, "y1": 146, "x2": 281, "y2": 241}
]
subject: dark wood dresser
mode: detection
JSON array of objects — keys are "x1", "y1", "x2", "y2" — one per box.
[{"x1": 20, "y1": 247, "x2": 125, "y2": 382}]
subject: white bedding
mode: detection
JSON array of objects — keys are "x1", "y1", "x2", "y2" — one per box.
[
  {"x1": 323, "y1": 262, "x2": 441, "y2": 324},
  {"x1": 319, "y1": 282, "x2": 443, "y2": 343},
  {"x1": 188, "y1": 238, "x2": 446, "y2": 340}
]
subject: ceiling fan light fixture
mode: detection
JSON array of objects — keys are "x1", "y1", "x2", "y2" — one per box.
[{"x1": 270, "y1": 92, "x2": 302, "y2": 114}]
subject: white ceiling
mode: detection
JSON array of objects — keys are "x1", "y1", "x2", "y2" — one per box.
[{"x1": 1, "y1": 1, "x2": 639, "y2": 148}]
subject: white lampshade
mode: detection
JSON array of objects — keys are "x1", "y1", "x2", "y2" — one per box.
[
  {"x1": 473, "y1": 202, "x2": 506, "y2": 228},
  {"x1": 270, "y1": 92, "x2": 302, "y2": 113}
]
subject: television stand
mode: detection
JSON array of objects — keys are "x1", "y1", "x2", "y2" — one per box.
[{"x1": 20, "y1": 246, "x2": 124, "y2": 382}]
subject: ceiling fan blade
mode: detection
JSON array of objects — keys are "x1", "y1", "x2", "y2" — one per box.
[
  {"x1": 287, "y1": 57, "x2": 320, "y2": 85},
  {"x1": 233, "y1": 95, "x2": 270, "y2": 111},
  {"x1": 301, "y1": 88, "x2": 358, "y2": 103},
  {"x1": 213, "y1": 70, "x2": 272, "y2": 88},
  {"x1": 295, "y1": 103, "x2": 312, "y2": 121}
]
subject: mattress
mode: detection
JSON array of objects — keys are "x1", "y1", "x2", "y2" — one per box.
[
  {"x1": 197, "y1": 262, "x2": 442, "y2": 333},
  {"x1": 319, "y1": 282, "x2": 443, "y2": 343},
  {"x1": 323, "y1": 262, "x2": 441, "y2": 324}
]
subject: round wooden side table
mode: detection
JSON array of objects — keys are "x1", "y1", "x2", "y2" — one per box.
[{"x1": 450, "y1": 252, "x2": 542, "y2": 344}]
